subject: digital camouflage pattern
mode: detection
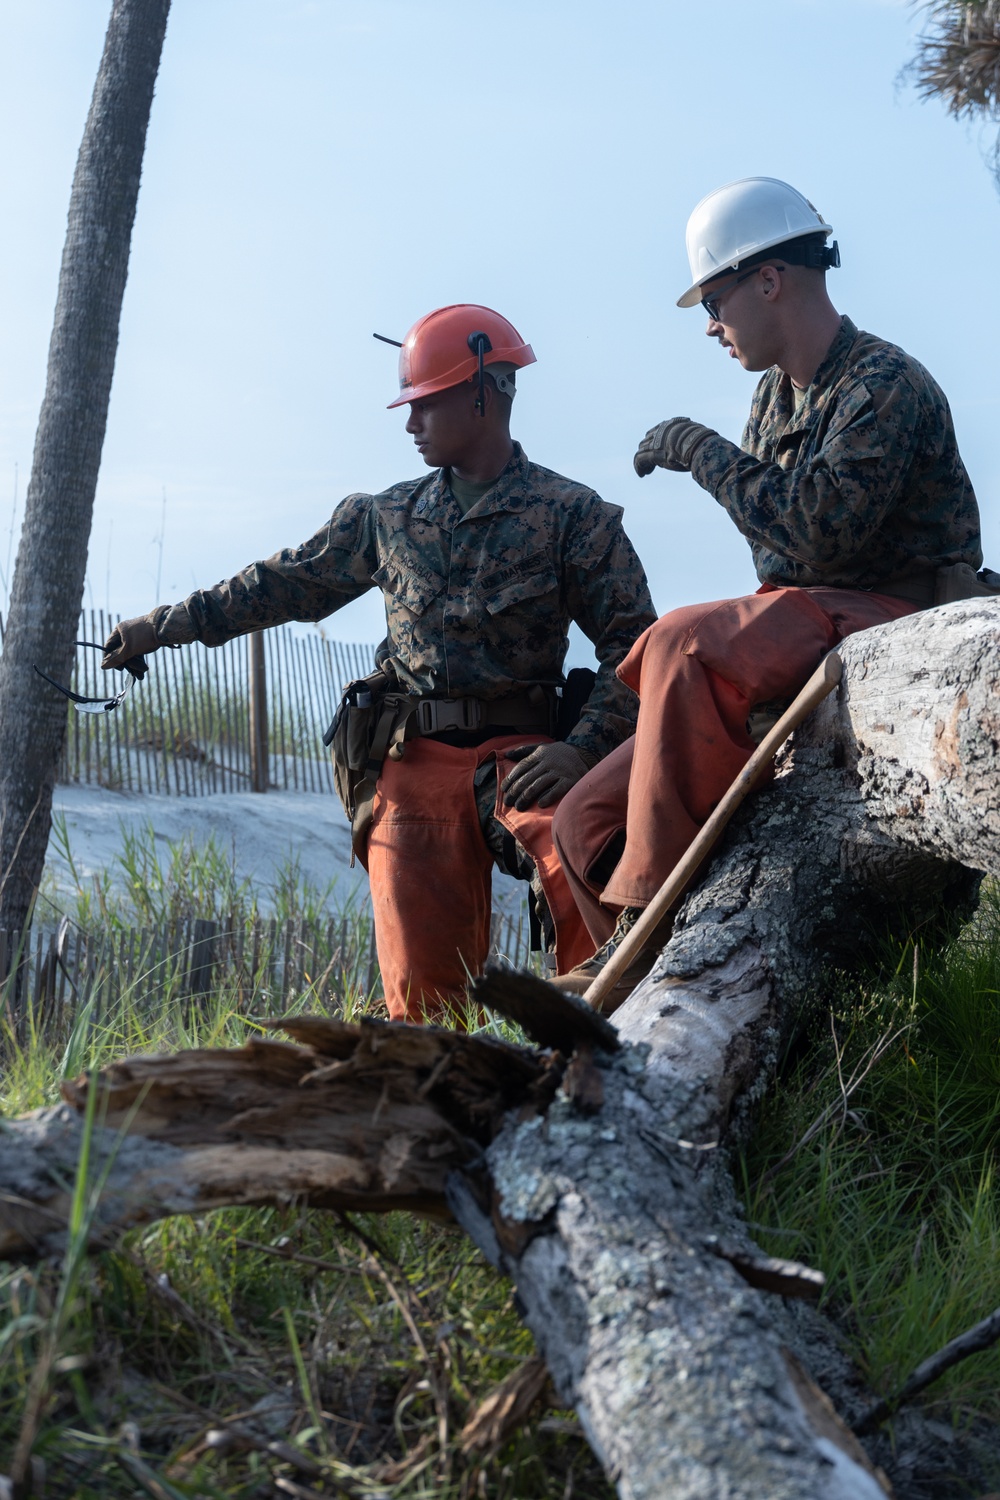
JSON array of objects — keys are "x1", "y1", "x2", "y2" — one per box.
[
  {"x1": 689, "y1": 315, "x2": 983, "y2": 589},
  {"x1": 153, "y1": 444, "x2": 655, "y2": 759}
]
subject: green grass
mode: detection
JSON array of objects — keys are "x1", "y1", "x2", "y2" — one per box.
[
  {"x1": 2, "y1": 829, "x2": 603, "y2": 1499},
  {"x1": 6, "y1": 825, "x2": 1000, "y2": 1494},
  {"x1": 1, "y1": 983, "x2": 609, "y2": 1497},
  {"x1": 41, "y1": 813, "x2": 347, "y2": 935},
  {"x1": 2, "y1": 1210, "x2": 610, "y2": 1498},
  {"x1": 22, "y1": 816, "x2": 383, "y2": 1036},
  {"x1": 741, "y1": 883, "x2": 1000, "y2": 1437}
]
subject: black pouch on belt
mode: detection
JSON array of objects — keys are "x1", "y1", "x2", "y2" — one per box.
[
  {"x1": 323, "y1": 665, "x2": 417, "y2": 862},
  {"x1": 934, "y1": 562, "x2": 1000, "y2": 605},
  {"x1": 556, "y1": 667, "x2": 597, "y2": 740}
]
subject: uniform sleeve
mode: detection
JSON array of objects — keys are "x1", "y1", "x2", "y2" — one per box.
[
  {"x1": 689, "y1": 373, "x2": 921, "y2": 571},
  {"x1": 561, "y1": 499, "x2": 657, "y2": 759},
  {"x1": 153, "y1": 494, "x2": 379, "y2": 647}
]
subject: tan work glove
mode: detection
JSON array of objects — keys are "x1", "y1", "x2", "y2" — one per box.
[
  {"x1": 634, "y1": 417, "x2": 716, "y2": 476},
  {"x1": 102, "y1": 614, "x2": 162, "y2": 680},
  {"x1": 501, "y1": 742, "x2": 597, "y2": 811}
]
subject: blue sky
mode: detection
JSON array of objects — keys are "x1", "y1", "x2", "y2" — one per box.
[{"x1": 2, "y1": 0, "x2": 999, "y2": 658}]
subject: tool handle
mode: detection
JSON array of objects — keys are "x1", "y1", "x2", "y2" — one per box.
[{"x1": 582, "y1": 650, "x2": 843, "y2": 1012}]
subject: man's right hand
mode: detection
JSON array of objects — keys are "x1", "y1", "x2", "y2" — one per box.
[
  {"x1": 102, "y1": 615, "x2": 161, "y2": 680},
  {"x1": 633, "y1": 417, "x2": 716, "y2": 476}
]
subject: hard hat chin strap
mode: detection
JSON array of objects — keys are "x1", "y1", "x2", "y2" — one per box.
[{"x1": 467, "y1": 331, "x2": 493, "y2": 414}]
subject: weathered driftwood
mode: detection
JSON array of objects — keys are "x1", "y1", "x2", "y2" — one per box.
[
  {"x1": 2, "y1": 600, "x2": 998, "y2": 1498},
  {"x1": 0, "y1": 1017, "x2": 561, "y2": 1257}
]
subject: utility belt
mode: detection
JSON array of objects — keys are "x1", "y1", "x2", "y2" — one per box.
[
  {"x1": 871, "y1": 562, "x2": 1000, "y2": 609},
  {"x1": 323, "y1": 669, "x2": 559, "y2": 862},
  {"x1": 410, "y1": 689, "x2": 554, "y2": 737}
]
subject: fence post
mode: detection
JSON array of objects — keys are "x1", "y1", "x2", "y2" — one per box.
[
  {"x1": 187, "y1": 918, "x2": 219, "y2": 998},
  {"x1": 248, "y1": 631, "x2": 268, "y2": 793}
]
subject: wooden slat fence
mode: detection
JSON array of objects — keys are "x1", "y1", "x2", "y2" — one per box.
[
  {"x1": 0, "y1": 609, "x2": 376, "y2": 796},
  {"x1": 0, "y1": 906, "x2": 534, "y2": 1035},
  {"x1": 0, "y1": 611, "x2": 539, "y2": 1011}
]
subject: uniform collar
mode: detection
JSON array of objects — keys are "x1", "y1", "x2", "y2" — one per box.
[
  {"x1": 808, "y1": 314, "x2": 858, "y2": 395},
  {"x1": 769, "y1": 315, "x2": 859, "y2": 435},
  {"x1": 416, "y1": 442, "x2": 532, "y2": 521}
]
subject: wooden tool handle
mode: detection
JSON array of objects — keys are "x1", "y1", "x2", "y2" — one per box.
[{"x1": 582, "y1": 650, "x2": 843, "y2": 1012}]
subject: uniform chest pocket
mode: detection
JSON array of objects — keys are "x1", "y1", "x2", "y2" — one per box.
[
  {"x1": 773, "y1": 423, "x2": 812, "y2": 468},
  {"x1": 372, "y1": 557, "x2": 446, "y2": 617},
  {"x1": 478, "y1": 554, "x2": 559, "y2": 615}
]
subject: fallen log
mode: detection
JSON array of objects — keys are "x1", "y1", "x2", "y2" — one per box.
[
  {"x1": 448, "y1": 600, "x2": 999, "y2": 1498},
  {"x1": 0, "y1": 1017, "x2": 561, "y2": 1256},
  {"x1": 2, "y1": 599, "x2": 998, "y2": 1498}
]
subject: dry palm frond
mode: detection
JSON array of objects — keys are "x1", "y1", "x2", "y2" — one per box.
[{"x1": 909, "y1": 1, "x2": 1000, "y2": 119}]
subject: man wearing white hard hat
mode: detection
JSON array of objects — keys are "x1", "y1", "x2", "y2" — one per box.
[{"x1": 553, "y1": 176, "x2": 987, "y2": 1006}]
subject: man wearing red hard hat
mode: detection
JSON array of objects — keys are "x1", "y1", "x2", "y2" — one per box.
[{"x1": 103, "y1": 303, "x2": 655, "y2": 1022}]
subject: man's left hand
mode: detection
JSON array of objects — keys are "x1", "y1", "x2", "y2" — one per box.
[
  {"x1": 501, "y1": 742, "x2": 596, "y2": 810},
  {"x1": 102, "y1": 614, "x2": 162, "y2": 679},
  {"x1": 634, "y1": 417, "x2": 717, "y2": 476}
]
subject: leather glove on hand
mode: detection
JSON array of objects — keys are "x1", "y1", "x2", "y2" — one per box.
[
  {"x1": 500, "y1": 741, "x2": 597, "y2": 811},
  {"x1": 633, "y1": 417, "x2": 717, "y2": 476},
  {"x1": 101, "y1": 614, "x2": 162, "y2": 680}
]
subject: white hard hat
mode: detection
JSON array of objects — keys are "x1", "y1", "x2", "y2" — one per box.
[{"x1": 677, "y1": 177, "x2": 836, "y2": 308}]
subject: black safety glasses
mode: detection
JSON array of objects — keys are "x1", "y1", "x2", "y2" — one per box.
[
  {"x1": 33, "y1": 641, "x2": 137, "y2": 714},
  {"x1": 700, "y1": 268, "x2": 760, "y2": 322}
]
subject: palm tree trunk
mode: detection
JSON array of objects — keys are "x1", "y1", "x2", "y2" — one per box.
[{"x1": 0, "y1": 0, "x2": 171, "y2": 934}]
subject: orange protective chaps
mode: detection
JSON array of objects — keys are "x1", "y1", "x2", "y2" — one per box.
[
  {"x1": 552, "y1": 586, "x2": 916, "y2": 945},
  {"x1": 366, "y1": 734, "x2": 593, "y2": 1023}
]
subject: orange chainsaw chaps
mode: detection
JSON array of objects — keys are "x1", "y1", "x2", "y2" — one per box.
[
  {"x1": 494, "y1": 752, "x2": 595, "y2": 976},
  {"x1": 553, "y1": 585, "x2": 918, "y2": 925},
  {"x1": 367, "y1": 734, "x2": 593, "y2": 1024}
]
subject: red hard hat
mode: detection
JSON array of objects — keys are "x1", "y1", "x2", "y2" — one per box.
[{"x1": 386, "y1": 303, "x2": 536, "y2": 408}]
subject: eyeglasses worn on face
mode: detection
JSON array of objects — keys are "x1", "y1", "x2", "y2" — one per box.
[{"x1": 700, "y1": 268, "x2": 760, "y2": 322}]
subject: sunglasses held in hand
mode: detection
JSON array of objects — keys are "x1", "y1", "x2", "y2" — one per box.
[{"x1": 33, "y1": 640, "x2": 143, "y2": 714}]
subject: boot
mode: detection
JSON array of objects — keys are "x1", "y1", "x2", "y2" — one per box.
[{"x1": 556, "y1": 906, "x2": 672, "y2": 1016}]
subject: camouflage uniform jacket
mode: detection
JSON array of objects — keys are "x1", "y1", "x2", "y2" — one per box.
[
  {"x1": 154, "y1": 444, "x2": 656, "y2": 760},
  {"x1": 689, "y1": 315, "x2": 983, "y2": 589}
]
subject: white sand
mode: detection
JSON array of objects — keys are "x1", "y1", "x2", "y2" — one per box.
[{"x1": 45, "y1": 783, "x2": 523, "y2": 917}]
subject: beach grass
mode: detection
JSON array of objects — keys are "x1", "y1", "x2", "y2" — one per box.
[{"x1": 741, "y1": 883, "x2": 1000, "y2": 1438}]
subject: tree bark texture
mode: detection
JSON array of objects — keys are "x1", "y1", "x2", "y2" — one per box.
[
  {"x1": 2, "y1": 601, "x2": 998, "y2": 1497},
  {"x1": 0, "y1": 0, "x2": 171, "y2": 933},
  {"x1": 0, "y1": 1016, "x2": 565, "y2": 1257},
  {"x1": 451, "y1": 600, "x2": 998, "y2": 1499}
]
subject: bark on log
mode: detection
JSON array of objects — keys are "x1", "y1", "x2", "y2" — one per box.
[
  {"x1": 447, "y1": 601, "x2": 999, "y2": 1498},
  {"x1": 0, "y1": 1018, "x2": 559, "y2": 1256},
  {"x1": 2, "y1": 602, "x2": 998, "y2": 1497}
]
